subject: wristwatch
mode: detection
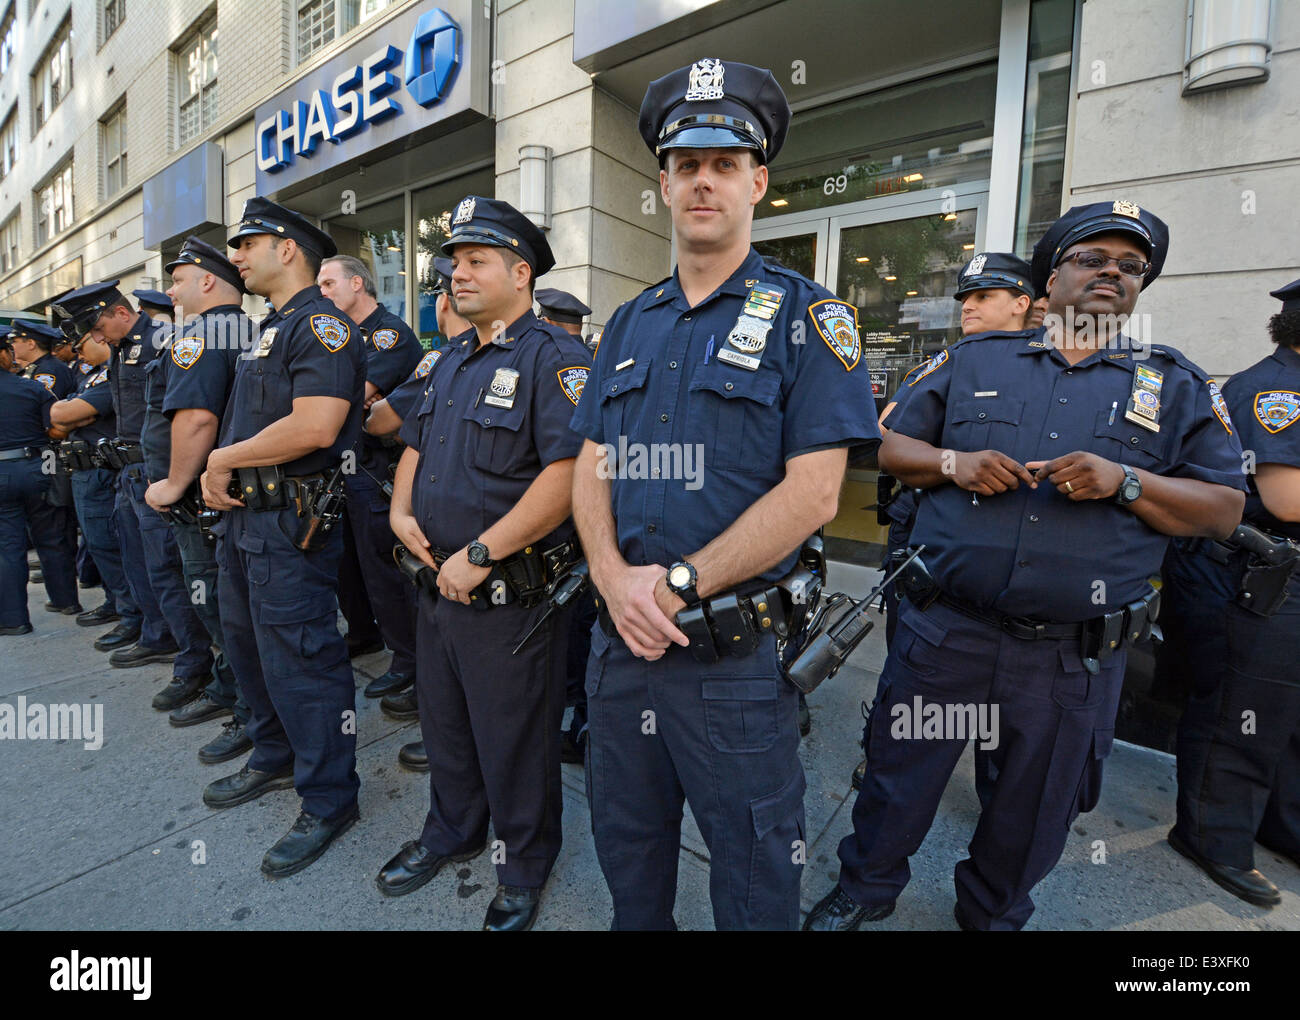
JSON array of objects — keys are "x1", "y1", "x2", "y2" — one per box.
[
  {"x1": 467, "y1": 540, "x2": 496, "y2": 567},
  {"x1": 1114, "y1": 465, "x2": 1142, "y2": 506},
  {"x1": 666, "y1": 561, "x2": 701, "y2": 607}
]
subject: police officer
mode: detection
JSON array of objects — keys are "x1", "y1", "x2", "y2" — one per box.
[
  {"x1": 199, "y1": 197, "x2": 363, "y2": 877},
  {"x1": 536, "y1": 288, "x2": 593, "y2": 346},
  {"x1": 378, "y1": 196, "x2": 590, "y2": 931},
  {"x1": 1161, "y1": 278, "x2": 1300, "y2": 906},
  {"x1": 0, "y1": 330, "x2": 62, "y2": 635},
  {"x1": 48, "y1": 334, "x2": 141, "y2": 634},
  {"x1": 142, "y1": 238, "x2": 254, "y2": 765},
  {"x1": 317, "y1": 254, "x2": 423, "y2": 699},
  {"x1": 133, "y1": 289, "x2": 175, "y2": 324},
  {"x1": 54, "y1": 282, "x2": 180, "y2": 663},
  {"x1": 806, "y1": 201, "x2": 1247, "y2": 931},
  {"x1": 570, "y1": 61, "x2": 878, "y2": 930}
]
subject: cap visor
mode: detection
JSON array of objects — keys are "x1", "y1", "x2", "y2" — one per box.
[{"x1": 659, "y1": 126, "x2": 763, "y2": 156}]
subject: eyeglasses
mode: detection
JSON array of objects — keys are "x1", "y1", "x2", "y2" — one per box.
[{"x1": 1058, "y1": 251, "x2": 1151, "y2": 278}]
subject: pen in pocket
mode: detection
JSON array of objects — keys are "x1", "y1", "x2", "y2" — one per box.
[{"x1": 704, "y1": 334, "x2": 715, "y2": 364}]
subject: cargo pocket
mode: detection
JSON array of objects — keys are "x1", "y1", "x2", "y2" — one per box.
[
  {"x1": 1052, "y1": 645, "x2": 1106, "y2": 710},
  {"x1": 702, "y1": 677, "x2": 781, "y2": 753},
  {"x1": 236, "y1": 531, "x2": 269, "y2": 586},
  {"x1": 258, "y1": 591, "x2": 338, "y2": 661},
  {"x1": 1072, "y1": 726, "x2": 1114, "y2": 818},
  {"x1": 892, "y1": 609, "x2": 950, "y2": 678},
  {"x1": 748, "y1": 769, "x2": 807, "y2": 925}
]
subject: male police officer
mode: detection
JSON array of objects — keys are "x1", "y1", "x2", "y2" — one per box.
[
  {"x1": 536, "y1": 288, "x2": 592, "y2": 341},
  {"x1": 133, "y1": 289, "x2": 174, "y2": 324},
  {"x1": 1161, "y1": 278, "x2": 1300, "y2": 906},
  {"x1": 199, "y1": 198, "x2": 363, "y2": 877},
  {"x1": 318, "y1": 254, "x2": 423, "y2": 699},
  {"x1": 379, "y1": 197, "x2": 590, "y2": 931},
  {"x1": 806, "y1": 201, "x2": 1247, "y2": 931},
  {"x1": 54, "y1": 282, "x2": 180, "y2": 664},
  {"x1": 571, "y1": 60, "x2": 878, "y2": 930},
  {"x1": 143, "y1": 238, "x2": 254, "y2": 764},
  {"x1": 49, "y1": 334, "x2": 140, "y2": 633}
]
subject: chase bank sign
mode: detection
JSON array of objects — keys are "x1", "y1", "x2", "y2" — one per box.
[{"x1": 253, "y1": 1, "x2": 486, "y2": 192}]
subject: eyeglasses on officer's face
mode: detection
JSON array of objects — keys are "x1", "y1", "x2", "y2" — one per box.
[{"x1": 1058, "y1": 250, "x2": 1151, "y2": 278}]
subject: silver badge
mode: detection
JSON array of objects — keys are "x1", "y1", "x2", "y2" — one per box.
[
  {"x1": 254, "y1": 327, "x2": 278, "y2": 358},
  {"x1": 685, "y1": 59, "x2": 725, "y2": 101},
  {"x1": 453, "y1": 197, "x2": 476, "y2": 225},
  {"x1": 124, "y1": 344, "x2": 143, "y2": 364},
  {"x1": 965, "y1": 253, "x2": 987, "y2": 276},
  {"x1": 726, "y1": 315, "x2": 771, "y2": 354},
  {"x1": 484, "y1": 367, "x2": 520, "y2": 408}
]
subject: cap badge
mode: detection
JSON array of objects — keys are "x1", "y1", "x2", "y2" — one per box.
[
  {"x1": 453, "y1": 197, "x2": 476, "y2": 225},
  {"x1": 965, "y1": 254, "x2": 987, "y2": 276},
  {"x1": 1112, "y1": 200, "x2": 1141, "y2": 219},
  {"x1": 685, "y1": 59, "x2": 726, "y2": 102}
]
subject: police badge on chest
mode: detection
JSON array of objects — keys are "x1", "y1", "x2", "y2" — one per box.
[
  {"x1": 484, "y1": 367, "x2": 521, "y2": 409},
  {"x1": 718, "y1": 284, "x2": 785, "y2": 371}
]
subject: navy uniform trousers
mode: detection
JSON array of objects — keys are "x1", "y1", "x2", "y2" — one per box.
[
  {"x1": 838, "y1": 597, "x2": 1123, "y2": 930},
  {"x1": 2, "y1": 459, "x2": 76, "y2": 627},
  {"x1": 21, "y1": 466, "x2": 79, "y2": 611},
  {"x1": 343, "y1": 453, "x2": 416, "y2": 676},
  {"x1": 586, "y1": 627, "x2": 806, "y2": 931},
  {"x1": 69, "y1": 467, "x2": 140, "y2": 628},
  {"x1": 337, "y1": 507, "x2": 381, "y2": 649},
  {"x1": 170, "y1": 518, "x2": 246, "y2": 722},
  {"x1": 113, "y1": 466, "x2": 175, "y2": 652},
  {"x1": 216, "y1": 507, "x2": 358, "y2": 819},
  {"x1": 1164, "y1": 544, "x2": 1300, "y2": 869},
  {"x1": 416, "y1": 592, "x2": 568, "y2": 889}
]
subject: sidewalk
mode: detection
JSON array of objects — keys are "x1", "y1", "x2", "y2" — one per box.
[{"x1": 1, "y1": 579, "x2": 1296, "y2": 931}]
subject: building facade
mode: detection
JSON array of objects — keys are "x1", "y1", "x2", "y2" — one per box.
[{"x1": 1, "y1": 0, "x2": 1294, "y2": 559}]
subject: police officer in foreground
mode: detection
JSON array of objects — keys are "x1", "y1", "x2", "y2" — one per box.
[
  {"x1": 317, "y1": 254, "x2": 423, "y2": 700},
  {"x1": 571, "y1": 60, "x2": 878, "y2": 930},
  {"x1": 55, "y1": 282, "x2": 180, "y2": 664},
  {"x1": 379, "y1": 196, "x2": 590, "y2": 931},
  {"x1": 198, "y1": 198, "x2": 364, "y2": 877},
  {"x1": 0, "y1": 330, "x2": 62, "y2": 635},
  {"x1": 143, "y1": 238, "x2": 254, "y2": 765},
  {"x1": 48, "y1": 334, "x2": 141, "y2": 634},
  {"x1": 6, "y1": 321, "x2": 80, "y2": 616},
  {"x1": 1160, "y1": 278, "x2": 1300, "y2": 906},
  {"x1": 806, "y1": 201, "x2": 1247, "y2": 931},
  {"x1": 133, "y1": 289, "x2": 175, "y2": 324}
]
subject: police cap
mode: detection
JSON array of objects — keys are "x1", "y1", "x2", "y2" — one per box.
[
  {"x1": 1032, "y1": 200, "x2": 1169, "y2": 296},
  {"x1": 227, "y1": 196, "x2": 338, "y2": 260},
  {"x1": 9, "y1": 319, "x2": 64, "y2": 349},
  {"x1": 167, "y1": 236, "x2": 247, "y2": 293},
  {"x1": 953, "y1": 252, "x2": 1035, "y2": 301},
  {"x1": 51, "y1": 280, "x2": 126, "y2": 339},
  {"x1": 132, "y1": 289, "x2": 174, "y2": 313},
  {"x1": 441, "y1": 196, "x2": 555, "y2": 278},
  {"x1": 1269, "y1": 279, "x2": 1300, "y2": 314},
  {"x1": 535, "y1": 287, "x2": 591, "y2": 325},
  {"x1": 431, "y1": 256, "x2": 454, "y2": 294}
]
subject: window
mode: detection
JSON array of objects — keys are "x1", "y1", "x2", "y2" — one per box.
[
  {"x1": 1, "y1": 5, "x2": 15, "y2": 76},
  {"x1": 297, "y1": 0, "x2": 394, "y2": 63},
  {"x1": 103, "y1": 0, "x2": 125, "y2": 43},
  {"x1": 35, "y1": 161, "x2": 73, "y2": 246},
  {"x1": 32, "y1": 18, "x2": 73, "y2": 132},
  {"x1": 175, "y1": 15, "x2": 218, "y2": 146},
  {"x1": 0, "y1": 107, "x2": 17, "y2": 181},
  {"x1": 1, "y1": 212, "x2": 19, "y2": 273},
  {"x1": 102, "y1": 105, "x2": 127, "y2": 196}
]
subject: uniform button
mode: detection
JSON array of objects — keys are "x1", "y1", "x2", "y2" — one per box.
[
  {"x1": 1058, "y1": 398, "x2": 1067, "y2": 404},
  {"x1": 647, "y1": 524, "x2": 656, "y2": 534},
  {"x1": 1018, "y1": 559, "x2": 1029, "y2": 567},
  {"x1": 977, "y1": 412, "x2": 987, "y2": 420},
  {"x1": 438, "y1": 436, "x2": 445, "y2": 444},
  {"x1": 669, "y1": 361, "x2": 678, "y2": 369},
  {"x1": 725, "y1": 382, "x2": 734, "y2": 391},
  {"x1": 1029, "y1": 514, "x2": 1039, "y2": 523},
  {"x1": 1049, "y1": 432, "x2": 1059, "y2": 439},
  {"x1": 1130, "y1": 436, "x2": 1140, "y2": 445},
  {"x1": 429, "y1": 475, "x2": 436, "y2": 482},
  {"x1": 1065, "y1": 370, "x2": 1073, "y2": 375},
  {"x1": 446, "y1": 399, "x2": 453, "y2": 406},
  {"x1": 611, "y1": 385, "x2": 618, "y2": 393},
  {"x1": 660, "y1": 413, "x2": 669, "y2": 422},
  {"x1": 684, "y1": 315, "x2": 692, "y2": 321},
  {"x1": 484, "y1": 418, "x2": 491, "y2": 425},
  {"x1": 459, "y1": 365, "x2": 466, "y2": 372}
]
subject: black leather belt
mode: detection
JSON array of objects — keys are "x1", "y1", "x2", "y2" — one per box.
[
  {"x1": 933, "y1": 590, "x2": 1086, "y2": 640},
  {"x1": 0, "y1": 446, "x2": 44, "y2": 462}
]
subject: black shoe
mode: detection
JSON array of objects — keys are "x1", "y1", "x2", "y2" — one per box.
[
  {"x1": 802, "y1": 885, "x2": 896, "y2": 930},
  {"x1": 110, "y1": 643, "x2": 178, "y2": 669},
  {"x1": 198, "y1": 720, "x2": 253, "y2": 765},
  {"x1": 76, "y1": 604, "x2": 120, "y2": 627},
  {"x1": 203, "y1": 762, "x2": 295, "y2": 809},
  {"x1": 94, "y1": 623, "x2": 140, "y2": 652},
  {"x1": 168, "y1": 690, "x2": 232, "y2": 725},
  {"x1": 851, "y1": 757, "x2": 867, "y2": 791},
  {"x1": 348, "y1": 638, "x2": 384, "y2": 659},
  {"x1": 44, "y1": 601, "x2": 83, "y2": 616},
  {"x1": 363, "y1": 670, "x2": 414, "y2": 699},
  {"x1": 262, "y1": 806, "x2": 359, "y2": 878},
  {"x1": 29, "y1": 570, "x2": 43, "y2": 585},
  {"x1": 380, "y1": 687, "x2": 419, "y2": 720},
  {"x1": 153, "y1": 675, "x2": 208, "y2": 712},
  {"x1": 376, "y1": 839, "x2": 484, "y2": 897},
  {"x1": 560, "y1": 729, "x2": 585, "y2": 765},
  {"x1": 483, "y1": 885, "x2": 541, "y2": 931},
  {"x1": 1167, "y1": 828, "x2": 1281, "y2": 907},
  {"x1": 798, "y1": 695, "x2": 812, "y2": 738},
  {"x1": 0, "y1": 624, "x2": 33, "y2": 636},
  {"x1": 954, "y1": 902, "x2": 978, "y2": 931},
  {"x1": 397, "y1": 740, "x2": 429, "y2": 772}
]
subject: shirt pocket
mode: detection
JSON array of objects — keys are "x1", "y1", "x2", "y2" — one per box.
[
  {"x1": 1092, "y1": 409, "x2": 1169, "y2": 471},
  {"x1": 463, "y1": 402, "x2": 529, "y2": 476},
  {"x1": 686, "y1": 364, "x2": 783, "y2": 473},
  {"x1": 947, "y1": 397, "x2": 1024, "y2": 453},
  {"x1": 597, "y1": 357, "x2": 652, "y2": 446}
]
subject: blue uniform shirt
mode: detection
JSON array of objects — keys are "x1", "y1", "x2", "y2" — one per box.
[
  {"x1": 1222, "y1": 342, "x2": 1300, "y2": 541},
  {"x1": 109, "y1": 312, "x2": 170, "y2": 443},
  {"x1": 891, "y1": 329, "x2": 1248, "y2": 621},
  {"x1": 359, "y1": 304, "x2": 424, "y2": 395},
  {"x1": 217, "y1": 286, "x2": 363, "y2": 476},
  {"x1": 386, "y1": 347, "x2": 446, "y2": 424},
  {"x1": 69, "y1": 363, "x2": 116, "y2": 447},
  {"x1": 399, "y1": 311, "x2": 590, "y2": 554},
  {"x1": 141, "y1": 304, "x2": 247, "y2": 480},
  {"x1": 25, "y1": 353, "x2": 74, "y2": 399},
  {"x1": 569, "y1": 248, "x2": 879, "y2": 585},
  {"x1": 0, "y1": 371, "x2": 54, "y2": 449}
]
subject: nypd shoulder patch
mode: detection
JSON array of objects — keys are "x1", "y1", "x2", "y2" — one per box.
[
  {"x1": 908, "y1": 349, "x2": 949, "y2": 386},
  {"x1": 1255, "y1": 390, "x2": 1300, "y2": 434},
  {"x1": 1206, "y1": 380, "x2": 1233, "y2": 434},
  {"x1": 35, "y1": 373, "x2": 56, "y2": 391},
  {"x1": 171, "y1": 336, "x2": 205, "y2": 371},
  {"x1": 310, "y1": 314, "x2": 350, "y2": 352},
  {"x1": 372, "y1": 328, "x2": 399, "y2": 351},
  {"x1": 557, "y1": 366, "x2": 589, "y2": 406},
  {"x1": 414, "y1": 349, "x2": 442, "y2": 379},
  {"x1": 809, "y1": 299, "x2": 861, "y2": 371}
]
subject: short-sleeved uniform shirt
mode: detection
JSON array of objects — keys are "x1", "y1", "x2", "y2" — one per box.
[
  {"x1": 399, "y1": 311, "x2": 590, "y2": 554},
  {"x1": 889, "y1": 329, "x2": 1248, "y2": 620},
  {"x1": 386, "y1": 346, "x2": 448, "y2": 424},
  {"x1": 141, "y1": 304, "x2": 247, "y2": 480},
  {"x1": 25, "y1": 353, "x2": 74, "y2": 399},
  {"x1": 569, "y1": 248, "x2": 880, "y2": 585},
  {"x1": 68, "y1": 363, "x2": 116, "y2": 447},
  {"x1": 1222, "y1": 342, "x2": 1300, "y2": 541},
  {"x1": 0, "y1": 372, "x2": 55, "y2": 449},
  {"x1": 356, "y1": 303, "x2": 423, "y2": 462},
  {"x1": 217, "y1": 285, "x2": 363, "y2": 476},
  {"x1": 110, "y1": 312, "x2": 171, "y2": 443}
]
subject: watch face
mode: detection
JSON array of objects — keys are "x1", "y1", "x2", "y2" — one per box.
[
  {"x1": 668, "y1": 565, "x2": 691, "y2": 588},
  {"x1": 468, "y1": 543, "x2": 486, "y2": 564}
]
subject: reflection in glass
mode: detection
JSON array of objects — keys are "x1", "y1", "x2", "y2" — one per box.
[
  {"x1": 752, "y1": 233, "x2": 816, "y2": 279},
  {"x1": 324, "y1": 195, "x2": 407, "y2": 321},
  {"x1": 413, "y1": 169, "x2": 495, "y2": 347}
]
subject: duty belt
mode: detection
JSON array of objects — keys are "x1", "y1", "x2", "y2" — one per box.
[
  {"x1": 57, "y1": 440, "x2": 103, "y2": 472},
  {"x1": 228, "y1": 465, "x2": 329, "y2": 513},
  {"x1": 95, "y1": 438, "x2": 144, "y2": 471},
  {"x1": 0, "y1": 446, "x2": 45, "y2": 462},
  {"x1": 1187, "y1": 523, "x2": 1300, "y2": 618},
  {"x1": 426, "y1": 537, "x2": 580, "y2": 611}
]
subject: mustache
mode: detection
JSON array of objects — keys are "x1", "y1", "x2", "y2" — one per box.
[{"x1": 1086, "y1": 278, "x2": 1126, "y2": 297}]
